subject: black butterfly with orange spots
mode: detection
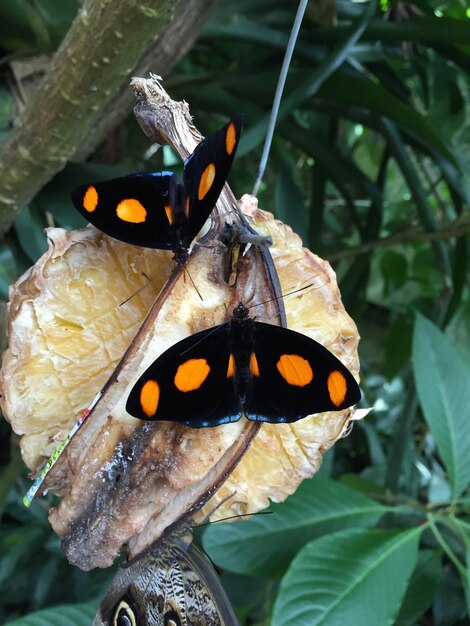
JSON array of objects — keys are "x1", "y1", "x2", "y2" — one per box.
[
  {"x1": 71, "y1": 116, "x2": 243, "y2": 263},
  {"x1": 126, "y1": 303, "x2": 361, "y2": 427}
]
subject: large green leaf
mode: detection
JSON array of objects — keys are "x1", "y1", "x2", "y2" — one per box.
[
  {"x1": 395, "y1": 550, "x2": 442, "y2": 626},
  {"x1": 203, "y1": 478, "x2": 386, "y2": 578},
  {"x1": 4, "y1": 603, "x2": 96, "y2": 626},
  {"x1": 271, "y1": 527, "x2": 422, "y2": 626},
  {"x1": 413, "y1": 314, "x2": 470, "y2": 498}
]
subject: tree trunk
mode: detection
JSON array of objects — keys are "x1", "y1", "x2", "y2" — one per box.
[{"x1": 0, "y1": 0, "x2": 218, "y2": 237}]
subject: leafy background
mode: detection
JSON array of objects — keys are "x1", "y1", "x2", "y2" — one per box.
[{"x1": 1, "y1": 0, "x2": 470, "y2": 624}]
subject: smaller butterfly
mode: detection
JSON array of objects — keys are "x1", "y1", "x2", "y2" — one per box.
[
  {"x1": 126, "y1": 303, "x2": 361, "y2": 427},
  {"x1": 71, "y1": 116, "x2": 243, "y2": 263}
]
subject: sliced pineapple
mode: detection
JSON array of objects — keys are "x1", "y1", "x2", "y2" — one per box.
[
  {"x1": 0, "y1": 195, "x2": 361, "y2": 568},
  {"x1": 1, "y1": 227, "x2": 172, "y2": 470}
]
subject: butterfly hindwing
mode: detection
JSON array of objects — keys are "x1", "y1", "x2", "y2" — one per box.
[
  {"x1": 71, "y1": 172, "x2": 181, "y2": 249},
  {"x1": 183, "y1": 115, "x2": 243, "y2": 238},
  {"x1": 94, "y1": 533, "x2": 239, "y2": 626},
  {"x1": 246, "y1": 322, "x2": 361, "y2": 423},
  {"x1": 126, "y1": 325, "x2": 242, "y2": 427}
]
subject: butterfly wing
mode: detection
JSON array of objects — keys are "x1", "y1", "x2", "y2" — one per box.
[
  {"x1": 71, "y1": 171, "x2": 180, "y2": 249},
  {"x1": 93, "y1": 534, "x2": 239, "y2": 626},
  {"x1": 246, "y1": 322, "x2": 361, "y2": 423},
  {"x1": 183, "y1": 115, "x2": 243, "y2": 238},
  {"x1": 126, "y1": 325, "x2": 242, "y2": 427}
]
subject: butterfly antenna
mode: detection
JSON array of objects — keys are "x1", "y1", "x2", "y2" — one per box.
[
  {"x1": 119, "y1": 272, "x2": 159, "y2": 306},
  {"x1": 251, "y1": 0, "x2": 309, "y2": 197},
  {"x1": 196, "y1": 511, "x2": 273, "y2": 528},
  {"x1": 251, "y1": 282, "x2": 315, "y2": 311},
  {"x1": 183, "y1": 266, "x2": 204, "y2": 302}
]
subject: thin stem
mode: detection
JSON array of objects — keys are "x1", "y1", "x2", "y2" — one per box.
[
  {"x1": 252, "y1": 0, "x2": 309, "y2": 196},
  {"x1": 428, "y1": 515, "x2": 468, "y2": 581}
]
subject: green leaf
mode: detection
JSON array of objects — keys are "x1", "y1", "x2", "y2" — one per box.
[
  {"x1": 413, "y1": 314, "x2": 470, "y2": 498},
  {"x1": 4, "y1": 603, "x2": 96, "y2": 626},
  {"x1": 203, "y1": 478, "x2": 386, "y2": 578},
  {"x1": 466, "y1": 543, "x2": 470, "y2": 615},
  {"x1": 317, "y1": 73, "x2": 461, "y2": 170},
  {"x1": 282, "y1": 120, "x2": 383, "y2": 209},
  {"x1": 433, "y1": 566, "x2": 469, "y2": 625},
  {"x1": 14, "y1": 206, "x2": 48, "y2": 263},
  {"x1": 273, "y1": 147, "x2": 308, "y2": 242},
  {"x1": 380, "y1": 251, "x2": 408, "y2": 295},
  {"x1": 0, "y1": 239, "x2": 28, "y2": 301},
  {"x1": 0, "y1": 1, "x2": 37, "y2": 52},
  {"x1": 237, "y1": 1, "x2": 375, "y2": 157},
  {"x1": 24, "y1": 2, "x2": 51, "y2": 49},
  {"x1": 0, "y1": 84, "x2": 13, "y2": 131},
  {"x1": 395, "y1": 549, "x2": 442, "y2": 626},
  {"x1": 271, "y1": 527, "x2": 422, "y2": 626},
  {"x1": 34, "y1": 0, "x2": 78, "y2": 46},
  {"x1": 384, "y1": 314, "x2": 413, "y2": 380},
  {"x1": 0, "y1": 526, "x2": 44, "y2": 587}
]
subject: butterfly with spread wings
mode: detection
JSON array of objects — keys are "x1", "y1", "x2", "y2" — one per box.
[{"x1": 126, "y1": 303, "x2": 361, "y2": 427}]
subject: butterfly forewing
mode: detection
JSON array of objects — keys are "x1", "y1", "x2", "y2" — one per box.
[
  {"x1": 71, "y1": 116, "x2": 242, "y2": 253},
  {"x1": 246, "y1": 322, "x2": 361, "y2": 423},
  {"x1": 183, "y1": 115, "x2": 243, "y2": 237},
  {"x1": 71, "y1": 172, "x2": 180, "y2": 249},
  {"x1": 126, "y1": 325, "x2": 242, "y2": 427}
]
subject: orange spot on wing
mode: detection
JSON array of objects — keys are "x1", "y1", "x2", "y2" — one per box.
[
  {"x1": 226, "y1": 122, "x2": 237, "y2": 155},
  {"x1": 116, "y1": 198, "x2": 147, "y2": 223},
  {"x1": 250, "y1": 353, "x2": 260, "y2": 377},
  {"x1": 164, "y1": 205, "x2": 172, "y2": 225},
  {"x1": 226, "y1": 354, "x2": 235, "y2": 378},
  {"x1": 140, "y1": 380, "x2": 160, "y2": 417},
  {"x1": 277, "y1": 354, "x2": 313, "y2": 387},
  {"x1": 327, "y1": 370, "x2": 347, "y2": 407},
  {"x1": 175, "y1": 358, "x2": 210, "y2": 392},
  {"x1": 184, "y1": 196, "x2": 190, "y2": 218},
  {"x1": 198, "y1": 163, "x2": 216, "y2": 200},
  {"x1": 83, "y1": 186, "x2": 98, "y2": 213}
]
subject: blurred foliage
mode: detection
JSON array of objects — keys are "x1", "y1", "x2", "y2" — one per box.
[{"x1": 1, "y1": 0, "x2": 470, "y2": 624}]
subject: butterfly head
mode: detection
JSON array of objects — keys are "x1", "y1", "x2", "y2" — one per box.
[
  {"x1": 172, "y1": 248, "x2": 190, "y2": 266},
  {"x1": 232, "y1": 303, "x2": 250, "y2": 320}
]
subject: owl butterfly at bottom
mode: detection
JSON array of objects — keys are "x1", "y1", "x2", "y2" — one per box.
[{"x1": 93, "y1": 531, "x2": 239, "y2": 626}]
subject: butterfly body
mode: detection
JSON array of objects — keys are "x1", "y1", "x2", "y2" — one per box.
[
  {"x1": 126, "y1": 303, "x2": 361, "y2": 427},
  {"x1": 93, "y1": 532, "x2": 239, "y2": 626},
  {"x1": 71, "y1": 116, "x2": 243, "y2": 262}
]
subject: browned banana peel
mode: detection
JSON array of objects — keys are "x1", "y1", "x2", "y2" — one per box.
[{"x1": 0, "y1": 79, "x2": 362, "y2": 570}]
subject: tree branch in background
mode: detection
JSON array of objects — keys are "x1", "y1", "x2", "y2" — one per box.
[
  {"x1": 73, "y1": 0, "x2": 218, "y2": 161},
  {"x1": 0, "y1": 0, "x2": 218, "y2": 237},
  {"x1": 328, "y1": 215, "x2": 470, "y2": 262}
]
